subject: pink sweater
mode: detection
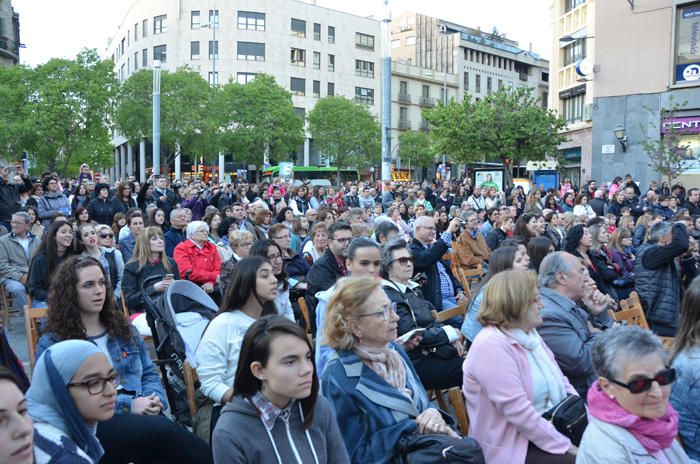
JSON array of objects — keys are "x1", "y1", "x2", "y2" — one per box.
[{"x1": 463, "y1": 326, "x2": 576, "y2": 464}]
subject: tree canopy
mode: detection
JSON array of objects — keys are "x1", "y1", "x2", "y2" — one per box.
[
  {"x1": 639, "y1": 99, "x2": 690, "y2": 185},
  {"x1": 397, "y1": 130, "x2": 435, "y2": 179},
  {"x1": 424, "y1": 86, "x2": 567, "y2": 187}
]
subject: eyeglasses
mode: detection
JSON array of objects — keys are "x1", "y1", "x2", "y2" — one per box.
[
  {"x1": 100, "y1": 233, "x2": 114, "y2": 239},
  {"x1": 68, "y1": 373, "x2": 120, "y2": 395},
  {"x1": 267, "y1": 253, "x2": 283, "y2": 262},
  {"x1": 272, "y1": 235, "x2": 290, "y2": 240},
  {"x1": 238, "y1": 242, "x2": 254, "y2": 247},
  {"x1": 417, "y1": 226, "x2": 437, "y2": 231},
  {"x1": 356, "y1": 302, "x2": 397, "y2": 322},
  {"x1": 607, "y1": 367, "x2": 677, "y2": 394},
  {"x1": 390, "y1": 256, "x2": 415, "y2": 266},
  {"x1": 332, "y1": 236, "x2": 352, "y2": 244}
]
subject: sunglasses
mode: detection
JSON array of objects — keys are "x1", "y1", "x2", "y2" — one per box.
[
  {"x1": 607, "y1": 367, "x2": 677, "y2": 394},
  {"x1": 391, "y1": 256, "x2": 415, "y2": 266},
  {"x1": 100, "y1": 233, "x2": 114, "y2": 238}
]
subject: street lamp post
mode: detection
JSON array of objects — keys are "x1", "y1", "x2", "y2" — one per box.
[
  {"x1": 152, "y1": 59, "x2": 161, "y2": 176},
  {"x1": 202, "y1": 8, "x2": 225, "y2": 183},
  {"x1": 380, "y1": 0, "x2": 392, "y2": 182}
]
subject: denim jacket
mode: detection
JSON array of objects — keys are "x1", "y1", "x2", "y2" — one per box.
[
  {"x1": 671, "y1": 346, "x2": 700, "y2": 461},
  {"x1": 36, "y1": 329, "x2": 168, "y2": 415}
]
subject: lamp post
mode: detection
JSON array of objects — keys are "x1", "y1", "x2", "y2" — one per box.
[
  {"x1": 152, "y1": 59, "x2": 161, "y2": 176},
  {"x1": 380, "y1": 0, "x2": 392, "y2": 182},
  {"x1": 614, "y1": 125, "x2": 628, "y2": 152}
]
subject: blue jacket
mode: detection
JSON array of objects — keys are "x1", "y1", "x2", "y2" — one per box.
[
  {"x1": 164, "y1": 226, "x2": 186, "y2": 257},
  {"x1": 35, "y1": 329, "x2": 168, "y2": 415},
  {"x1": 671, "y1": 347, "x2": 700, "y2": 460},
  {"x1": 320, "y1": 343, "x2": 431, "y2": 464}
]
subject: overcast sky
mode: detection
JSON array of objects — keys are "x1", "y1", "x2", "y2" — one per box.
[{"x1": 12, "y1": 0, "x2": 552, "y2": 67}]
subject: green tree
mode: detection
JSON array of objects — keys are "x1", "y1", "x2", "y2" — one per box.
[
  {"x1": 639, "y1": 99, "x2": 690, "y2": 186},
  {"x1": 424, "y1": 86, "x2": 567, "y2": 188},
  {"x1": 398, "y1": 130, "x2": 435, "y2": 180},
  {"x1": 212, "y1": 74, "x2": 304, "y2": 167},
  {"x1": 114, "y1": 68, "x2": 215, "y2": 172},
  {"x1": 307, "y1": 96, "x2": 380, "y2": 172},
  {"x1": 0, "y1": 65, "x2": 33, "y2": 162}
]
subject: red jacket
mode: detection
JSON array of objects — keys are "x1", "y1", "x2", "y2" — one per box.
[{"x1": 173, "y1": 239, "x2": 221, "y2": 285}]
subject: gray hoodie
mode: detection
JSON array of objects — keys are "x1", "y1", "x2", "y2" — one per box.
[{"x1": 212, "y1": 394, "x2": 349, "y2": 464}]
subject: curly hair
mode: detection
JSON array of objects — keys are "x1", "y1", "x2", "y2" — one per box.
[
  {"x1": 323, "y1": 277, "x2": 379, "y2": 350},
  {"x1": 45, "y1": 256, "x2": 132, "y2": 342}
]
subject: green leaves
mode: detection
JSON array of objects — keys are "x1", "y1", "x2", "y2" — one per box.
[
  {"x1": 639, "y1": 99, "x2": 689, "y2": 185},
  {"x1": 398, "y1": 130, "x2": 435, "y2": 173},
  {"x1": 307, "y1": 96, "x2": 380, "y2": 169}
]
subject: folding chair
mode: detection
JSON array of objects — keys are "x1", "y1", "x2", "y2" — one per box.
[{"x1": 24, "y1": 306, "x2": 47, "y2": 372}]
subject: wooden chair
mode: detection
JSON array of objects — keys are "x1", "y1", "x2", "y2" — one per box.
[
  {"x1": 183, "y1": 361, "x2": 200, "y2": 419},
  {"x1": 24, "y1": 306, "x2": 47, "y2": 373},
  {"x1": 431, "y1": 386, "x2": 470, "y2": 435},
  {"x1": 608, "y1": 292, "x2": 649, "y2": 330},
  {"x1": 0, "y1": 284, "x2": 11, "y2": 330},
  {"x1": 432, "y1": 303, "x2": 468, "y2": 323},
  {"x1": 120, "y1": 293, "x2": 130, "y2": 319},
  {"x1": 297, "y1": 296, "x2": 311, "y2": 335}
]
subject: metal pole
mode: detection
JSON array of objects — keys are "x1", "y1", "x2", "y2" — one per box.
[
  {"x1": 152, "y1": 60, "x2": 161, "y2": 176},
  {"x1": 212, "y1": 6, "x2": 217, "y2": 85},
  {"x1": 380, "y1": 0, "x2": 392, "y2": 182},
  {"x1": 440, "y1": 25, "x2": 447, "y2": 169},
  {"x1": 139, "y1": 139, "x2": 146, "y2": 182},
  {"x1": 219, "y1": 151, "x2": 225, "y2": 183}
]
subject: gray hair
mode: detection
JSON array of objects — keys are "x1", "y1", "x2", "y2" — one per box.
[
  {"x1": 588, "y1": 221, "x2": 606, "y2": 251},
  {"x1": 648, "y1": 222, "x2": 672, "y2": 243},
  {"x1": 380, "y1": 238, "x2": 412, "y2": 279},
  {"x1": 186, "y1": 220, "x2": 209, "y2": 239},
  {"x1": 413, "y1": 215, "x2": 433, "y2": 235},
  {"x1": 592, "y1": 325, "x2": 666, "y2": 380},
  {"x1": 460, "y1": 210, "x2": 477, "y2": 222},
  {"x1": 12, "y1": 211, "x2": 31, "y2": 224},
  {"x1": 169, "y1": 208, "x2": 186, "y2": 222},
  {"x1": 538, "y1": 251, "x2": 574, "y2": 289},
  {"x1": 374, "y1": 220, "x2": 399, "y2": 242}
]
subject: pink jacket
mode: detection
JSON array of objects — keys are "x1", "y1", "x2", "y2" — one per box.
[{"x1": 463, "y1": 326, "x2": 576, "y2": 464}]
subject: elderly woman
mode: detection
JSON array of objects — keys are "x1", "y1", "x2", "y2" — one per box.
[
  {"x1": 464, "y1": 270, "x2": 578, "y2": 464},
  {"x1": 218, "y1": 230, "x2": 254, "y2": 295},
  {"x1": 380, "y1": 239, "x2": 464, "y2": 389},
  {"x1": 303, "y1": 221, "x2": 328, "y2": 264},
  {"x1": 320, "y1": 277, "x2": 483, "y2": 463},
  {"x1": 173, "y1": 220, "x2": 222, "y2": 295},
  {"x1": 577, "y1": 325, "x2": 692, "y2": 463}
]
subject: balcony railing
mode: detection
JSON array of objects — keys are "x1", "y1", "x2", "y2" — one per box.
[
  {"x1": 398, "y1": 92, "x2": 411, "y2": 104},
  {"x1": 419, "y1": 96, "x2": 434, "y2": 107},
  {"x1": 398, "y1": 119, "x2": 411, "y2": 131},
  {"x1": 419, "y1": 120, "x2": 430, "y2": 132}
]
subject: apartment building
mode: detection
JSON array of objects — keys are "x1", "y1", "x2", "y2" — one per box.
[
  {"x1": 550, "y1": 0, "x2": 595, "y2": 187},
  {"x1": 105, "y1": 0, "x2": 381, "y2": 180},
  {"x1": 0, "y1": 0, "x2": 20, "y2": 66}
]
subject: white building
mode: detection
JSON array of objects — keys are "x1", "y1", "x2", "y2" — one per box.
[{"x1": 105, "y1": 0, "x2": 381, "y2": 181}]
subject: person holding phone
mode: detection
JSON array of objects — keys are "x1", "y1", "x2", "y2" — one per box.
[
  {"x1": 380, "y1": 238, "x2": 466, "y2": 390},
  {"x1": 0, "y1": 162, "x2": 33, "y2": 232}
]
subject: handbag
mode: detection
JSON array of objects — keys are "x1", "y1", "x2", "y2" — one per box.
[
  {"x1": 542, "y1": 394, "x2": 588, "y2": 446},
  {"x1": 397, "y1": 433, "x2": 485, "y2": 464}
]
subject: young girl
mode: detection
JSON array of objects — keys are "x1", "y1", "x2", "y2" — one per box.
[
  {"x1": 76, "y1": 224, "x2": 124, "y2": 301},
  {"x1": 27, "y1": 220, "x2": 76, "y2": 307},
  {"x1": 212, "y1": 316, "x2": 349, "y2": 464}
]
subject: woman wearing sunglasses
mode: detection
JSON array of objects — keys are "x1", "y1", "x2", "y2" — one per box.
[
  {"x1": 577, "y1": 325, "x2": 692, "y2": 463},
  {"x1": 380, "y1": 238, "x2": 465, "y2": 390}
]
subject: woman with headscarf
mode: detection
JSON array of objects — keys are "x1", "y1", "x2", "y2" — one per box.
[{"x1": 27, "y1": 339, "x2": 116, "y2": 464}]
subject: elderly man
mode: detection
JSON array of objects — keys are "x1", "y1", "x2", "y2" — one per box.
[
  {"x1": 409, "y1": 215, "x2": 466, "y2": 312},
  {"x1": 453, "y1": 210, "x2": 490, "y2": 270},
  {"x1": 0, "y1": 212, "x2": 40, "y2": 313},
  {"x1": 538, "y1": 251, "x2": 614, "y2": 397},
  {"x1": 164, "y1": 208, "x2": 188, "y2": 257},
  {"x1": 635, "y1": 222, "x2": 690, "y2": 336}
]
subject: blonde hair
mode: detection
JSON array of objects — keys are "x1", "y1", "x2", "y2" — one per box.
[
  {"x1": 478, "y1": 270, "x2": 538, "y2": 328},
  {"x1": 609, "y1": 227, "x2": 631, "y2": 253},
  {"x1": 129, "y1": 226, "x2": 172, "y2": 272},
  {"x1": 323, "y1": 277, "x2": 379, "y2": 350},
  {"x1": 229, "y1": 230, "x2": 254, "y2": 247},
  {"x1": 619, "y1": 215, "x2": 635, "y2": 231}
]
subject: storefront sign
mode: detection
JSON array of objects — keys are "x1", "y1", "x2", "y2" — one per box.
[
  {"x1": 675, "y1": 3, "x2": 700, "y2": 83},
  {"x1": 661, "y1": 116, "x2": 700, "y2": 134}
]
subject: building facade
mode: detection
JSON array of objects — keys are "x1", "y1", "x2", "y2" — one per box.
[
  {"x1": 0, "y1": 0, "x2": 20, "y2": 66},
  {"x1": 549, "y1": 0, "x2": 595, "y2": 188},
  {"x1": 591, "y1": 0, "x2": 700, "y2": 189},
  {"x1": 105, "y1": 0, "x2": 381, "y2": 181}
]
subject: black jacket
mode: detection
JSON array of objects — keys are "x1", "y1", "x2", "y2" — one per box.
[
  {"x1": 122, "y1": 258, "x2": 180, "y2": 313},
  {"x1": 409, "y1": 238, "x2": 461, "y2": 311},
  {"x1": 306, "y1": 249, "x2": 346, "y2": 331},
  {"x1": 87, "y1": 197, "x2": 116, "y2": 225},
  {"x1": 0, "y1": 176, "x2": 32, "y2": 222},
  {"x1": 111, "y1": 195, "x2": 137, "y2": 215}
]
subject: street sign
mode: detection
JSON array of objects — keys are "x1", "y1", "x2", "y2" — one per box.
[{"x1": 602, "y1": 144, "x2": 615, "y2": 154}]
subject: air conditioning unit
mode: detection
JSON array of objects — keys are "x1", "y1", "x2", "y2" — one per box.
[{"x1": 583, "y1": 103, "x2": 593, "y2": 121}]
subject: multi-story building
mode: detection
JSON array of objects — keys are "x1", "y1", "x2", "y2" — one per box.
[
  {"x1": 0, "y1": 0, "x2": 20, "y2": 67},
  {"x1": 549, "y1": 0, "x2": 595, "y2": 187},
  {"x1": 390, "y1": 11, "x2": 549, "y2": 180},
  {"x1": 105, "y1": 0, "x2": 381, "y2": 181},
  {"x1": 591, "y1": 0, "x2": 700, "y2": 188}
]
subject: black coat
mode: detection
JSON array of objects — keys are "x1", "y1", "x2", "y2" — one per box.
[
  {"x1": 409, "y1": 238, "x2": 461, "y2": 311},
  {"x1": 0, "y1": 176, "x2": 32, "y2": 222},
  {"x1": 122, "y1": 258, "x2": 180, "y2": 312},
  {"x1": 87, "y1": 197, "x2": 116, "y2": 226},
  {"x1": 306, "y1": 249, "x2": 346, "y2": 330}
]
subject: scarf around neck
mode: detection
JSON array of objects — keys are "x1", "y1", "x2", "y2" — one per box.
[
  {"x1": 587, "y1": 380, "x2": 679, "y2": 453},
  {"x1": 354, "y1": 344, "x2": 412, "y2": 400}
]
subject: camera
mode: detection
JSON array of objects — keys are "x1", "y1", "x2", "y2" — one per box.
[{"x1": 411, "y1": 272, "x2": 428, "y2": 287}]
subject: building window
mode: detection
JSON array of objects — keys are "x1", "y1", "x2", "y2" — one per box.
[
  {"x1": 142, "y1": 19, "x2": 148, "y2": 38},
  {"x1": 313, "y1": 51, "x2": 320, "y2": 70},
  {"x1": 290, "y1": 77, "x2": 306, "y2": 96},
  {"x1": 134, "y1": 23, "x2": 139, "y2": 41},
  {"x1": 328, "y1": 82, "x2": 335, "y2": 96},
  {"x1": 391, "y1": 39, "x2": 400, "y2": 48},
  {"x1": 209, "y1": 40, "x2": 218, "y2": 59},
  {"x1": 153, "y1": 44, "x2": 167, "y2": 63},
  {"x1": 191, "y1": 41, "x2": 200, "y2": 60},
  {"x1": 142, "y1": 48, "x2": 148, "y2": 67},
  {"x1": 463, "y1": 72, "x2": 469, "y2": 91},
  {"x1": 291, "y1": 18, "x2": 306, "y2": 38},
  {"x1": 563, "y1": 38, "x2": 586, "y2": 66},
  {"x1": 399, "y1": 107, "x2": 408, "y2": 129},
  {"x1": 421, "y1": 85, "x2": 429, "y2": 98},
  {"x1": 406, "y1": 36, "x2": 416, "y2": 46},
  {"x1": 238, "y1": 11, "x2": 265, "y2": 31},
  {"x1": 294, "y1": 107, "x2": 306, "y2": 120},
  {"x1": 487, "y1": 77, "x2": 492, "y2": 94},
  {"x1": 208, "y1": 72, "x2": 218, "y2": 85},
  {"x1": 399, "y1": 80, "x2": 408, "y2": 100},
  {"x1": 191, "y1": 11, "x2": 200, "y2": 29},
  {"x1": 153, "y1": 15, "x2": 166, "y2": 34},
  {"x1": 565, "y1": 0, "x2": 586, "y2": 13},
  {"x1": 355, "y1": 59, "x2": 374, "y2": 78},
  {"x1": 134, "y1": 52, "x2": 139, "y2": 70},
  {"x1": 314, "y1": 23, "x2": 321, "y2": 40},
  {"x1": 355, "y1": 32, "x2": 375, "y2": 50},
  {"x1": 208, "y1": 10, "x2": 219, "y2": 28},
  {"x1": 328, "y1": 26, "x2": 335, "y2": 44},
  {"x1": 237, "y1": 42, "x2": 265, "y2": 61},
  {"x1": 475, "y1": 74, "x2": 481, "y2": 93},
  {"x1": 237, "y1": 72, "x2": 257, "y2": 84},
  {"x1": 313, "y1": 80, "x2": 320, "y2": 97},
  {"x1": 120, "y1": 38, "x2": 125, "y2": 56},
  {"x1": 355, "y1": 87, "x2": 374, "y2": 105},
  {"x1": 328, "y1": 54, "x2": 335, "y2": 72},
  {"x1": 291, "y1": 48, "x2": 306, "y2": 67},
  {"x1": 498, "y1": 79, "x2": 503, "y2": 90},
  {"x1": 562, "y1": 93, "x2": 585, "y2": 124}
]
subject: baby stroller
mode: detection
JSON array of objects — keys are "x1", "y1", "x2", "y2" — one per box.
[{"x1": 141, "y1": 276, "x2": 218, "y2": 426}]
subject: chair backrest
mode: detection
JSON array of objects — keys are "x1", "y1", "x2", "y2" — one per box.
[
  {"x1": 25, "y1": 306, "x2": 48, "y2": 373},
  {"x1": 297, "y1": 297, "x2": 311, "y2": 335},
  {"x1": 448, "y1": 386, "x2": 470, "y2": 435},
  {"x1": 432, "y1": 301, "x2": 467, "y2": 323},
  {"x1": 183, "y1": 360, "x2": 200, "y2": 418},
  {"x1": 120, "y1": 293, "x2": 130, "y2": 319},
  {"x1": 450, "y1": 266, "x2": 473, "y2": 300},
  {"x1": 608, "y1": 306, "x2": 649, "y2": 330}
]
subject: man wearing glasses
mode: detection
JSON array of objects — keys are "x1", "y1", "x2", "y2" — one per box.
[{"x1": 0, "y1": 212, "x2": 40, "y2": 313}]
